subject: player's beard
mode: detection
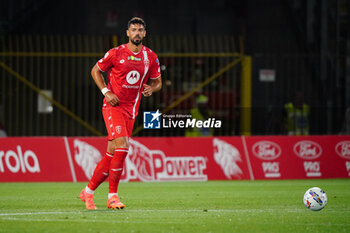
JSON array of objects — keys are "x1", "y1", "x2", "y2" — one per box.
[{"x1": 131, "y1": 36, "x2": 142, "y2": 46}]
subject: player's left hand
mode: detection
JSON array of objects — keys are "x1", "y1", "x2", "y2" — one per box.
[{"x1": 142, "y1": 84, "x2": 153, "y2": 97}]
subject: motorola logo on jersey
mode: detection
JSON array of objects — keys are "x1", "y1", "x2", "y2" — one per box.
[{"x1": 126, "y1": 70, "x2": 140, "y2": 84}]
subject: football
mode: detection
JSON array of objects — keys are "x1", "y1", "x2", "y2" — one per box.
[{"x1": 303, "y1": 187, "x2": 328, "y2": 211}]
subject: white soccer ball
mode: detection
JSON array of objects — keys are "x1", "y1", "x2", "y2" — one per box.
[{"x1": 303, "y1": 187, "x2": 327, "y2": 211}]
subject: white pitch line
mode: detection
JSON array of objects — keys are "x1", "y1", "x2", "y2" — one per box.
[
  {"x1": 0, "y1": 217, "x2": 180, "y2": 224},
  {"x1": 0, "y1": 210, "x2": 198, "y2": 217},
  {"x1": 0, "y1": 209, "x2": 304, "y2": 217},
  {"x1": 1, "y1": 217, "x2": 350, "y2": 227},
  {"x1": 0, "y1": 208, "x2": 348, "y2": 217},
  {"x1": 0, "y1": 211, "x2": 84, "y2": 216}
]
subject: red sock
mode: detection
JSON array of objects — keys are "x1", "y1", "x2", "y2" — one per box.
[
  {"x1": 87, "y1": 152, "x2": 113, "y2": 191},
  {"x1": 109, "y1": 148, "x2": 128, "y2": 194}
]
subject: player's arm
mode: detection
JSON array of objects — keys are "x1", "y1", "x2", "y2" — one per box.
[
  {"x1": 143, "y1": 76, "x2": 162, "y2": 97},
  {"x1": 91, "y1": 64, "x2": 120, "y2": 106}
]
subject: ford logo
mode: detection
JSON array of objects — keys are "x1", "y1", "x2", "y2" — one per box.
[
  {"x1": 252, "y1": 141, "x2": 281, "y2": 160},
  {"x1": 293, "y1": 140, "x2": 322, "y2": 160},
  {"x1": 335, "y1": 141, "x2": 350, "y2": 160}
]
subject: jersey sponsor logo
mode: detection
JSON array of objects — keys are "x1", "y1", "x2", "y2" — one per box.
[
  {"x1": 74, "y1": 139, "x2": 102, "y2": 179},
  {"x1": 122, "y1": 84, "x2": 139, "y2": 89},
  {"x1": 126, "y1": 70, "x2": 140, "y2": 84},
  {"x1": 120, "y1": 59, "x2": 125, "y2": 63},
  {"x1": 128, "y1": 56, "x2": 141, "y2": 61},
  {"x1": 293, "y1": 140, "x2": 322, "y2": 160},
  {"x1": 213, "y1": 138, "x2": 243, "y2": 179},
  {"x1": 335, "y1": 141, "x2": 350, "y2": 159},
  {"x1": 252, "y1": 141, "x2": 281, "y2": 160},
  {"x1": 0, "y1": 146, "x2": 40, "y2": 173}
]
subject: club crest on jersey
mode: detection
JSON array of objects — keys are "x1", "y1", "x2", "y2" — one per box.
[
  {"x1": 128, "y1": 55, "x2": 142, "y2": 61},
  {"x1": 126, "y1": 70, "x2": 140, "y2": 84},
  {"x1": 116, "y1": 126, "x2": 122, "y2": 134}
]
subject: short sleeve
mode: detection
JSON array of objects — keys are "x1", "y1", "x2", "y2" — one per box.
[
  {"x1": 149, "y1": 56, "x2": 161, "y2": 79},
  {"x1": 96, "y1": 49, "x2": 115, "y2": 72}
]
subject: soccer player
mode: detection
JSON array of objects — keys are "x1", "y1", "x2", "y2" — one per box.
[{"x1": 79, "y1": 17, "x2": 162, "y2": 210}]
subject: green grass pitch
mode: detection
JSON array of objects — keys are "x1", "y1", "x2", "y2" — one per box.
[{"x1": 0, "y1": 179, "x2": 349, "y2": 233}]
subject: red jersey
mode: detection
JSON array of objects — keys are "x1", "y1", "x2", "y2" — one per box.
[{"x1": 97, "y1": 44, "x2": 161, "y2": 119}]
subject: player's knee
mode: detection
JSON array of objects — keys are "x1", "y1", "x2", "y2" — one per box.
[
  {"x1": 107, "y1": 141, "x2": 115, "y2": 154},
  {"x1": 113, "y1": 137, "x2": 129, "y2": 149}
]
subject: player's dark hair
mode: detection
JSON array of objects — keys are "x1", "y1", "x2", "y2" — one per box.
[{"x1": 127, "y1": 17, "x2": 146, "y2": 29}]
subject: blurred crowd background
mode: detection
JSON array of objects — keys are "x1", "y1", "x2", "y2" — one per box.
[{"x1": 0, "y1": 0, "x2": 349, "y2": 137}]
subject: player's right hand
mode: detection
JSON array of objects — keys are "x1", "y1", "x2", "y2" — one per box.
[{"x1": 105, "y1": 92, "x2": 120, "y2": 106}]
